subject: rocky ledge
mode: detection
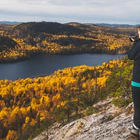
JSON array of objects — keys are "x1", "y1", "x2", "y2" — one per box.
[{"x1": 33, "y1": 98, "x2": 134, "y2": 140}]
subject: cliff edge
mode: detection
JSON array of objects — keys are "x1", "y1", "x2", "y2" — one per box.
[{"x1": 33, "y1": 98, "x2": 134, "y2": 140}]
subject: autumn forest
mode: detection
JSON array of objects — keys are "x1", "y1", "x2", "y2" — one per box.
[{"x1": 0, "y1": 22, "x2": 136, "y2": 139}]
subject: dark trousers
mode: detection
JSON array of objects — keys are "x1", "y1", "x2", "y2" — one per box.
[{"x1": 132, "y1": 86, "x2": 140, "y2": 129}]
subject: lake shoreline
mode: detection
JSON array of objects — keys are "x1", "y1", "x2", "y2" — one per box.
[{"x1": 0, "y1": 51, "x2": 128, "y2": 64}]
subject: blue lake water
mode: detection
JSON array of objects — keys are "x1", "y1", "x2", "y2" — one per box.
[{"x1": 0, "y1": 53, "x2": 127, "y2": 80}]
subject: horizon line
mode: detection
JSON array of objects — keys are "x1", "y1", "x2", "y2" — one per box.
[{"x1": 0, "y1": 20, "x2": 139, "y2": 26}]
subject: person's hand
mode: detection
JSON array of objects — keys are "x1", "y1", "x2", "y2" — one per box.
[
  {"x1": 130, "y1": 37, "x2": 135, "y2": 42},
  {"x1": 130, "y1": 36, "x2": 136, "y2": 42}
]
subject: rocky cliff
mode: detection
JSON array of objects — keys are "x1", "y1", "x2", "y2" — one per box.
[{"x1": 33, "y1": 98, "x2": 134, "y2": 140}]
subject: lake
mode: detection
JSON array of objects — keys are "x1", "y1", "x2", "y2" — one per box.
[{"x1": 0, "y1": 53, "x2": 127, "y2": 81}]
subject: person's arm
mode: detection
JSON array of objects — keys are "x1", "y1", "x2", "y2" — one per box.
[{"x1": 128, "y1": 42, "x2": 140, "y2": 60}]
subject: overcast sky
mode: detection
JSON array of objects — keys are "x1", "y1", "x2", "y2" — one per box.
[{"x1": 0, "y1": 0, "x2": 140, "y2": 24}]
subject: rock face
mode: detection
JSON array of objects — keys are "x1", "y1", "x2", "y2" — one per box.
[{"x1": 33, "y1": 98, "x2": 134, "y2": 140}]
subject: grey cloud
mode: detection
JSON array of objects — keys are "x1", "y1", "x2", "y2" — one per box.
[
  {"x1": 18, "y1": 0, "x2": 136, "y2": 6},
  {"x1": 19, "y1": 0, "x2": 80, "y2": 6},
  {"x1": 1, "y1": 0, "x2": 140, "y2": 24}
]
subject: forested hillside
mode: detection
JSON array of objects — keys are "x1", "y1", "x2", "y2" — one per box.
[
  {"x1": 0, "y1": 22, "x2": 136, "y2": 62},
  {"x1": 0, "y1": 36, "x2": 18, "y2": 52},
  {"x1": 0, "y1": 56, "x2": 133, "y2": 139}
]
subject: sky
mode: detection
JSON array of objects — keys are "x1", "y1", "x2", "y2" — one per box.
[{"x1": 0, "y1": 0, "x2": 140, "y2": 25}]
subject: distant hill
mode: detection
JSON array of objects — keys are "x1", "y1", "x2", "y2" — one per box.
[
  {"x1": 7, "y1": 21, "x2": 137, "y2": 38},
  {"x1": 67, "y1": 22, "x2": 136, "y2": 35},
  {"x1": 66, "y1": 22, "x2": 135, "y2": 27},
  {"x1": 93, "y1": 23, "x2": 135, "y2": 27},
  {"x1": 8, "y1": 22, "x2": 85, "y2": 37},
  {"x1": 0, "y1": 21, "x2": 23, "y2": 25}
]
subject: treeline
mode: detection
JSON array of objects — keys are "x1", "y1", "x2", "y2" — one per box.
[{"x1": 0, "y1": 56, "x2": 133, "y2": 139}]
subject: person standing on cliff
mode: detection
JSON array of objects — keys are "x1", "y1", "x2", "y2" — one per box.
[{"x1": 127, "y1": 26, "x2": 140, "y2": 140}]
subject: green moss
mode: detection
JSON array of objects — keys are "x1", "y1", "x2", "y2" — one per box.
[{"x1": 86, "y1": 106, "x2": 99, "y2": 115}]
